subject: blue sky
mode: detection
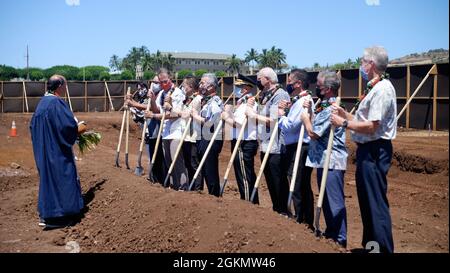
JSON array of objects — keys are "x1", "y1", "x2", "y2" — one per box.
[{"x1": 0, "y1": 0, "x2": 448, "y2": 69}]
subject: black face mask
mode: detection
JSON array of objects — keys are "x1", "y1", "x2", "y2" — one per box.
[
  {"x1": 315, "y1": 86, "x2": 325, "y2": 100},
  {"x1": 256, "y1": 80, "x2": 264, "y2": 90},
  {"x1": 286, "y1": 84, "x2": 294, "y2": 94}
]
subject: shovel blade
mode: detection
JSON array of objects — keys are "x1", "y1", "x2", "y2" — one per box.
[
  {"x1": 314, "y1": 207, "x2": 323, "y2": 237},
  {"x1": 134, "y1": 166, "x2": 144, "y2": 176},
  {"x1": 114, "y1": 152, "x2": 120, "y2": 168},
  {"x1": 220, "y1": 179, "x2": 228, "y2": 197},
  {"x1": 125, "y1": 153, "x2": 130, "y2": 170}
]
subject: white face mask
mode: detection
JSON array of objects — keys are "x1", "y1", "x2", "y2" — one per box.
[
  {"x1": 152, "y1": 84, "x2": 162, "y2": 93},
  {"x1": 233, "y1": 86, "x2": 243, "y2": 98},
  {"x1": 199, "y1": 83, "x2": 210, "y2": 95}
]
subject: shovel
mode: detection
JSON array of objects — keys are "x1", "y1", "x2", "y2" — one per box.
[
  {"x1": 114, "y1": 87, "x2": 131, "y2": 167},
  {"x1": 135, "y1": 84, "x2": 153, "y2": 176}
]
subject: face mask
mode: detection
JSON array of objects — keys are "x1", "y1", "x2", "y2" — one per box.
[
  {"x1": 256, "y1": 80, "x2": 264, "y2": 90},
  {"x1": 161, "y1": 81, "x2": 172, "y2": 91},
  {"x1": 315, "y1": 86, "x2": 325, "y2": 100},
  {"x1": 286, "y1": 84, "x2": 294, "y2": 95},
  {"x1": 233, "y1": 86, "x2": 243, "y2": 98},
  {"x1": 360, "y1": 65, "x2": 369, "y2": 81},
  {"x1": 199, "y1": 84, "x2": 209, "y2": 95},
  {"x1": 152, "y1": 84, "x2": 162, "y2": 93}
]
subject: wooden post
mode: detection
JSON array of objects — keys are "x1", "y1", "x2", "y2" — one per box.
[
  {"x1": 65, "y1": 82, "x2": 73, "y2": 112},
  {"x1": 433, "y1": 73, "x2": 438, "y2": 131},
  {"x1": 104, "y1": 82, "x2": 107, "y2": 112},
  {"x1": 406, "y1": 65, "x2": 411, "y2": 128},
  {"x1": 232, "y1": 76, "x2": 236, "y2": 107},
  {"x1": 104, "y1": 81, "x2": 115, "y2": 111},
  {"x1": 337, "y1": 70, "x2": 342, "y2": 97},
  {"x1": 23, "y1": 81, "x2": 29, "y2": 112},
  {"x1": 84, "y1": 81, "x2": 87, "y2": 112},
  {"x1": 358, "y1": 70, "x2": 362, "y2": 98},
  {"x1": 397, "y1": 64, "x2": 437, "y2": 121},
  {"x1": 221, "y1": 77, "x2": 224, "y2": 101},
  {"x1": 1, "y1": 81, "x2": 3, "y2": 113}
]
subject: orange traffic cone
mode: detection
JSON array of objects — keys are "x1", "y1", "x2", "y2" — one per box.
[{"x1": 9, "y1": 120, "x2": 17, "y2": 137}]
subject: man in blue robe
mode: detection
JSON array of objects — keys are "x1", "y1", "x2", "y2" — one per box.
[{"x1": 30, "y1": 75, "x2": 85, "y2": 229}]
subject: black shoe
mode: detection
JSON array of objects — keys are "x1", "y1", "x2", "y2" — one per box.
[{"x1": 43, "y1": 217, "x2": 75, "y2": 230}]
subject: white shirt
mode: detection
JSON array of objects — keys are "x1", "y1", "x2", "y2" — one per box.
[
  {"x1": 155, "y1": 87, "x2": 186, "y2": 140},
  {"x1": 351, "y1": 79, "x2": 397, "y2": 144},
  {"x1": 233, "y1": 100, "x2": 258, "y2": 141}
]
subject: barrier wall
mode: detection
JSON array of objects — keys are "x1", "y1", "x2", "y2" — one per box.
[{"x1": 1, "y1": 63, "x2": 448, "y2": 130}]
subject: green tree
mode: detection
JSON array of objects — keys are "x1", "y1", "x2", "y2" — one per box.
[
  {"x1": 29, "y1": 68, "x2": 45, "y2": 81},
  {"x1": 109, "y1": 54, "x2": 122, "y2": 72},
  {"x1": 215, "y1": 71, "x2": 227, "y2": 77},
  {"x1": 44, "y1": 65, "x2": 80, "y2": 80},
  {"x1": 76, "y1": 69, "x2": 93, "y2": 81},
  {"x1": 313, "y1": 63, "x2": 321, "y2": 71},
  {"x1": 122, "y1": 46, "x2": 150, "y2": 72},
  {"x1": 0, "y1": 65, "x2": 19, "y2": 80},
  {"x1": 83, "y1": 66, "x2": 109, "y2": 80},
  {"x1": 143, "y1": 70, "x2": 156, "y2": 80},
  {"x1": 177, "y1": 69, "x2": 193, "y2": 79},
  {"x1": 120, "y1": 70, "x2": 134, "y2": 80},
  {"x1": 245, "y1": 48, "x2": 259, "y2": 74},
  {"x1": 99, "y1": 71, "x2": 110, "y2": 81},
  {"x1": 194, "y1": 69, "x2": 208, "y2": 78},
  {"x1": 225, "y1": 54, "x2": 242, "y2": 75}
]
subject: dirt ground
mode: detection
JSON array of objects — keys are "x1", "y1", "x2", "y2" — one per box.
[{"x1": 0, "y1": 112, "x2": 448, "y2": 253}]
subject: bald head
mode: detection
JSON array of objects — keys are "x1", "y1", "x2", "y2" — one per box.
[{"x1": 47, "y1": 74, "x2": 66, "y2": 96}]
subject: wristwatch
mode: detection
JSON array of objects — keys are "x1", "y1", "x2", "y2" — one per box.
[{"x1": 342, "y1": 119, "x2": 348, "y2": 128}]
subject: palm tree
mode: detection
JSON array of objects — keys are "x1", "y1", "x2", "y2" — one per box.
[
  {"x1": 313, "y1": 63, "x2": 321, "y2": 71},
  {"x1": 225, "y1": 54, "x2": 242, "y2": 76},
  {"x1": 270, "y1": 46, "x2": 287, "y2": 72},
  {"x1": 162, "y1": 53, "x2": 176, "y2": 72},
  {"x1": 258, "y1": 49, "x2": 271, "y2": 68},
  {"x1": 109, "y1": 55, "x2": 122, "y2": 72},
  {"x1": 245, "y1": 48, "x2": 259, "y2": 74}
]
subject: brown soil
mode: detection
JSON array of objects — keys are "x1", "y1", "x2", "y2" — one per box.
[{"x1": 0, "y1": 112, "x2": 448, "y2": 253}]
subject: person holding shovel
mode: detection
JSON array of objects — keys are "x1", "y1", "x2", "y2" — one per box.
[
  {"x1": 190, "y1": 73, "x2": 224, "y2": 197},
  {"x1": 300, "y1": 71, "x2": 348, "y2": 249},
  {"x1": 277, "y1": 69, "x2": 315, "y2": 227},
  {"x1": 221, "y1": 74, "x2": 259, "y2": 203},
  {"x1": 245, "y1": 67, "x2": 290, "y2": 216},
  {"x1": 330, "y1": 46, "x2": 396, "y2": 253},
  {"x1": 167, "y1": 75, "x2": 203, "y2": 190}
]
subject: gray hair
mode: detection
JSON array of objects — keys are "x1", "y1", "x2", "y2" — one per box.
[
  {"x1": 258, "y1": 67, "x2": 278, "y2": 84},
  {"x1": 317, "y1": 70, "x2": 340, "y2": 94},
  {"x1": 202, "y1": 73, "x2": 219, "y2": 89},
  {"x1": 363, "y1": 46, "x2": 389, "y2": 72}
]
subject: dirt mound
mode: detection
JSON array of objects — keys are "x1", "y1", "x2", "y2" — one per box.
[
  {"x1": 393, "y1": 151, "x2": 449, "y2": 174},
  {"x1": 0, "y1": 112, "x2": 448, "y2": 253}
]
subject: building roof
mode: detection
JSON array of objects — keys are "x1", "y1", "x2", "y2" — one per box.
[{"x1": 164, "y1": 52, "x2": 232, "y2": 60}]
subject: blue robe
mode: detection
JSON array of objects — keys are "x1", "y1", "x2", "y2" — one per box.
[{"x1": 30, "y1": 94, "x2": 84, "y2": 219}]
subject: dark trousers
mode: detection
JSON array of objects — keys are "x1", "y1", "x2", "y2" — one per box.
[
  {"x1": 317, "y1": 168, "x2": 347, "y2": 246},
  {"x1": 183, "y1": 141, "x2": 202, "y2": 191},
  {"x1": 197, "y1": 139, "x2": 223, "y2": 197},
  {"x1": 231, "y1": 140, "x2": 259, "y2": 204},
  {"x1": 356, "y1": 139, "x2": 394, "y2": 253},
  {"x1": 147, "y1": 138, "x2": 166, "y2": 184},
  {"x1": 261, "y1": 152, "x2": 289, "y2": 214},
  {"x1": 282, "y1": 143, "x2": 314, "y2": 225}
]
